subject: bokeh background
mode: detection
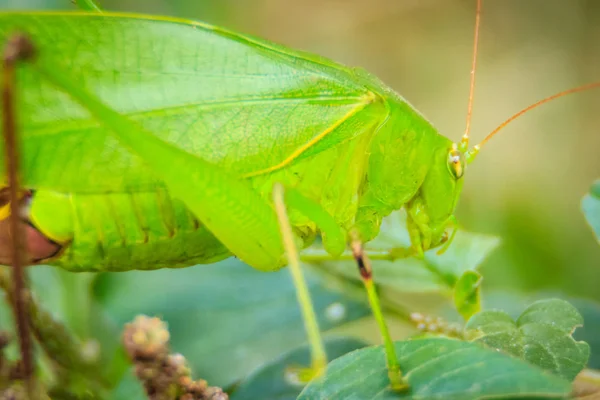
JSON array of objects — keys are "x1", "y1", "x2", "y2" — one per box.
[{"x1": 0, "y1": 0, "x2": 598, "y2": 396}]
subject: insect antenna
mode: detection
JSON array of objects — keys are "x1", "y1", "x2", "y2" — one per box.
[
  {"x1": 2, "y1": 35, "x2": 35, "y2": 390},
  {"x1": 460, "y1": 0, "x2": 482, "y2": 152},
  {"x1": 467, "y1": 81, "x2": 600, "y2": 161}
]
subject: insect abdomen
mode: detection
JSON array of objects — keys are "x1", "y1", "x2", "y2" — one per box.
[{"x1": 29, "y1": 189, "x2": 230, "y2": 272}]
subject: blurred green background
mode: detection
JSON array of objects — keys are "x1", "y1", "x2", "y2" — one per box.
[
  {"x1": 5, "y1": 0, "x2": 594, "y2": 297},
  {"x1": 0, "y1": 0, "x2": 598, "y2": 396}
]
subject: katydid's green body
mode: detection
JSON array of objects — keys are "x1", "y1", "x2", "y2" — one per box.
[
  {"x1": 0, "y1": 10, "x2": 472, "y2": 391},
  {"x1": 0, "y1": 13, "x2": 462, "y2": 272}
]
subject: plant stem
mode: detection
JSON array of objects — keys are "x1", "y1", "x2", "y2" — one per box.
[{"x1": 2, "y1": 34, "x2": 34, "y2": 393}]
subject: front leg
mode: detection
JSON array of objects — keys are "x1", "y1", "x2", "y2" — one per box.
[
  {"x1": 407, "y1": 198, "x2": 457, "y2": 257},
  {"x1": 406, "y1": 199, "x2": 431, "y2": 258}
]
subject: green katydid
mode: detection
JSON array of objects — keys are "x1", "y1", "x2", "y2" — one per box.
[{"x1": 1, "y1": 0, "x2": 599, "y2": 392}]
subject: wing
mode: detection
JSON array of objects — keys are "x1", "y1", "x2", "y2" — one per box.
[{"x1": 0, "y1": 12, "x2": 384, "y2": 193}]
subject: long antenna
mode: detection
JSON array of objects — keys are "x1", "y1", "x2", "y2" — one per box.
[
  {"x1": 476, "y1": 81, "x2": 600, "y2": 149},
  {"x1": 460, "y1": 0, "x2": 482, "y2": 151}
]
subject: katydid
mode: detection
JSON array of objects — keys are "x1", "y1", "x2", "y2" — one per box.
[{"x1": 1, "y1": 0, "x2": 599, "y2": 392}]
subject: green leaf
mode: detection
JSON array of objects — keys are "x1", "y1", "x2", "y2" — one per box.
[
  {"x1": 467, "y1": 291, "x2": 600, "y2": 371},
  {"x1": 92, "y1": 258, "x2": 371, "y2": 388},
  {"x1": 466, "y1": 299, "x2": 589, "y2": 381},
  {"x1": 304, "y1": 211, "x2": 499, "y2": 296},
  {"x1": 231, "y1": 337, "x2": 367, "y2": 400},
  {"x1": 453, "y1": 270, "x2": 482, "y2": 321},
  {"x1": 582, "y1": 179, "x2": 600, "y2": 242},
  {"x1": 298, "y1": 337, "x2": 571, "y2": 400}
]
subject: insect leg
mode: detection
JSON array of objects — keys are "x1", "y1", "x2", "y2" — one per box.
[
  {"x1": 272, "y1": 183, "x2": 327, "y2": 382},
  {"x1": 25, "y1": 37, "x2": 285, "y2": 271},
  {"x1": 436, "y1": 215, "x2": 458, "y2": 255},
  {"x1": 283, "y1": 187, "x2": 346, "y2": 257},
  {"x1": 350, "y1": 232, "x2": 408, "y2": 391}
]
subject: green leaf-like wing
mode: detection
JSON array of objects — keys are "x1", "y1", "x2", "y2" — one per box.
[
  {"x1": 298, "y1": 338, "x2": 571, "y2": 400},
  {"x1": 582, "y1": 179, "x2": 600, "y2": 242},
  {"x1": 466, "y1": 299, "x2": 590, "y2": 381},
  {"x1": 0, "y1": 12, "x2": 383, "y2": 192}
]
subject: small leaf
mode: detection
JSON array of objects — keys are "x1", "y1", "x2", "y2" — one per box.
[
  {"x1": 517, "y1": 298, "x2": 583, "y2": 333},
  {"x1": 231, "y1": 337, "x2": 367, "y2": 400},
  {"x1": 304, "y1": 211, "x2": 499, "y2": 296},
  {"x1": 298, "y1": 337, "x2": 571, "y2": 400},
  {"x1": 466, "y1": 298, "x2": 590, "y2": 381},
  {"x1": 582, "y1": 179, "x2": 600, "y2": 242},
  {"x1": 453, "y1": 270, "x2": 482, "y2": 321},
  {"x1": 469, "y1": 291, "x2": 600, "y2": 370}
]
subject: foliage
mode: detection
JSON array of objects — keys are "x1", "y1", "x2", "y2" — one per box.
[
  {"x1": 465, "y1": 299, "x2": 589, "y2": 381},
  {"x1": 298, "y1": 338, "x2": 571, "y2": 400}
]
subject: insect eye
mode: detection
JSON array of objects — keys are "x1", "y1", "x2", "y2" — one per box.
[{"x1": 447, "y1": 148, "x2": 466, "y2": 179}]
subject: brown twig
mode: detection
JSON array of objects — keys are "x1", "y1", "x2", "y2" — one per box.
[
  {"x1": 0, "y1": 268, "x2": 106, "y2": 398},
  {"x1": 123, "y1": 315, "x2": 228, "y2": 400},
  {"x1": 2, "y1": 34, "x2": 36, "y2": 390},
  {"x1": 0, "y1": 331, "x2": 34, "y2": 399}
]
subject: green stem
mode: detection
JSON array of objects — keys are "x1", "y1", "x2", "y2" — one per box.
[{"x1": 73, "y1": 0, "x2": 103, "y2": 12}]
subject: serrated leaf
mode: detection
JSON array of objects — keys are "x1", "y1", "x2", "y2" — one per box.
[
  {"x1": 466, "y1": 299, "x2": 589, "y2": 381},
  {"x1": 582, "y1": 179, "x2": 600, "y2": 242},
  {"x1": 517, "y1": 298, "x2": 584, "y2": 333},
  {"x1": 454, "y1": 270, "x2": 482, "y2": 321},
  {"x1": 297, "y1": 337, "x2": 571, "y2": 400},
  {"x1": 231, "y1": 337, "x2": 367, "y2": 400},
  {"x1": 466, "y1": 291, "x2": 600, "y2": 370},
  {"x1": 304, "y1": 211, "x2": 499, "y2": 296}
]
